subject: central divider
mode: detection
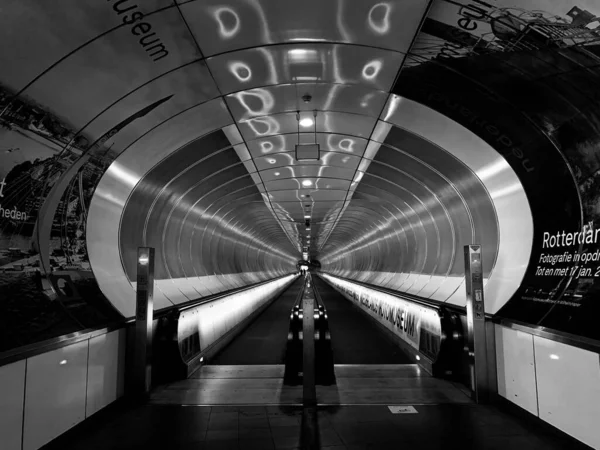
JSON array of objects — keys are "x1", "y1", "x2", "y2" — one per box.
[
  {"x1": 303, "y1": 276, "x2": 316, "y2": 406},
  {"x1": 283, "y1": 274, "x2": 335, "y2": 387},
  {"x1": 302, "y1": 275, "x2": 319, "y2": 449}
]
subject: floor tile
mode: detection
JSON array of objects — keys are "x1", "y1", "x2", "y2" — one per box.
[
  {"x1": 318, "y1": 429, "x2": 344, "y2": 446},
  {"x1": 269, "y1": 416, "x2": 301, "y2": 427},
  {"x1": 39, "y1": 397, "x2": 593, "y2": 450},
  {"x1": 273, "y1": 436, "x2": 300, "y2": 450},
  {"x1": 476, "y1": 435, "x2": 549, "y2": 450},
  {"x1": 206, "y1": 430, "x2": 238, "y2": 441},
  {"x1": 270, "y1": 425, "x2": 301, "y2": 437},
  {"x1": 210, "y1": 406, "x2": 241, "y2": 413},
  {"x1": 204, "y1": 440, "x2": 239, "y2": 450},
  {"x1": 240, "y1": 438, "x2": 275, "y2": 450},
  {"x1": 209, "y1": 412, "x2": 239, "y2": 421},
  {"x1": 267, "y1": 406, "x2": 303, "y2": 416},
  {"x1": 239, "y1": 428, "x2": 273, "y2": 440},
  {"x1": 332, "y1": 424, "x2": 367, "y2": 442},
  {"x1": 237, "y1": 406, "x2": 267, "y2": 417},
  {"x1": 239, "y1": 416, "x2": 270, "y2": 429}
]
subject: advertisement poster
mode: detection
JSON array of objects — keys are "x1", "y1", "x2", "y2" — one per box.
[
  {"x1": 0, "y1": 79, "x2": 157, "y2": 349},
  {"x1": 323, "y1": 274, "x2": 443, "y2": 359},
  {"x1": 0, "y1": 85, "x2": 92, "y2": 272},
  {"x1": 408, "y1": 0, "x2": 600, "y2": 67},
  {"x1": 396, "y1": 0, "x2": 600, "y2": 340}
]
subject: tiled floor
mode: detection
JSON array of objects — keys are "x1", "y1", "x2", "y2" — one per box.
[
  {"x1": 150, "y1": 364, "x2": 471, "y2": 405},
  {"x1": 42, "y1": 402, "x2": 592, "y2": 449},
  {"x1": 39, "y1": 278, "x2": 592, "y2": 450}
]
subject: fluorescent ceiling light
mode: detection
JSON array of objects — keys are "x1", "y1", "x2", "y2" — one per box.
[
  {"x1": 302, "y1": 180, "x2": 312, "y2": 186},
  {"x1": 299, "y1": 118, "x2": 314, "y2": 127},
  {"x1": 289, "y1": 49, "x2": 309, "y2": 57},
  {"x1": 304, "y1": 215, "x2": 310, "y2": 219}
]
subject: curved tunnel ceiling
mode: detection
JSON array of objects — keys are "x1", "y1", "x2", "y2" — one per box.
[{"x1": 7, "y1": 0, "x2": 599, "y2": 320}]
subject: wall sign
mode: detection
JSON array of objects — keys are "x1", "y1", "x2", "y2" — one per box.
[{"x1": 321, "y1": 273, "x2": 442, "y2": 360}]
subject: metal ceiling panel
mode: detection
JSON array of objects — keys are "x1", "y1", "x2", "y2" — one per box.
[
  {"x1": 264, "y1": 178, "x2": 351, "y2": 192},
  {"x1": 243, "y1": 160, "x2": 257, "y2": 173},
  {"x1": 179, "y1": 0, "x2": 430, "y2": 56},
  {"x1": 268, "y1": 189, "x2": 347, "y2": 203},
  {"x1": 222, "y1": 124, "x2": 245, "y2": 145},
  {"x1": 233, "y1": 143, "x2": 253, "y2": 162},
  {"x1": 259, "y1": 165, "x2": 356, "y2": 182},
  {"x1": 246, "y1": 133, "x2": 368, "y2": 157},
  {"x1": 238, "y1": 111, "x2": 377, "y2": 140},
  {"x1": 253, "y1": 152, "x2": 361, "y2": 171},
  {"x1": 225, "y1": 83, "x2": 388, "y2": 121},
  {"x1": 206, "y1": 43, "x2": 404, "y2": 95},
  {"x1": 272, "y1": 200, "x2": 341, "y2": 211}
]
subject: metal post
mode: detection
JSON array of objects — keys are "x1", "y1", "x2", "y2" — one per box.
[
  {"x1": 302, "y1": 280, "x2": 316, "y2": 406},
  {"x1": 134, "y1": 247, "x2": 154, "y2": 396},
  {"x1": 464, "y1": 245, "x2": 489, "y2": 403}
]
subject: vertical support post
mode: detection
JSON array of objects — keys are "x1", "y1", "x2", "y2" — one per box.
[
  {"x1": 464, "y1": 244, "x2": 489, "y2": 403},
  {"x1": 134, "y1": 247, "x2": 154, "y2": 396},
  {"x1": 302, "y1": 280, "x2": 316, "y2": 406}
]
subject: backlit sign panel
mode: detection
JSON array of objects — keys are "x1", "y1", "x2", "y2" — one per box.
[{"x1": 321, "y1": 273, "x2": 442, "y2": 359}]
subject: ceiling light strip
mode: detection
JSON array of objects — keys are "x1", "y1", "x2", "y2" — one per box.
[
  {"x1": 227, "y1": 129, "x2": 300, "y2": 250},
  {"x1": 316, "y1": 0, "x2": 434, "y2": 253},
  {"x1": 317, "y1": 121, "x2": 389, "y2": 251}
]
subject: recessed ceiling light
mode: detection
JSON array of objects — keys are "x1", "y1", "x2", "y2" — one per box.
[
  {"x1": 299, "y1": 118, "x2": 314, "y2": 128},
  {"x1": 304, "y1": 215, "x2": 310, "y2": 219},
  {"x1": 302, "y1": 180, "x2": 312, "y2": 187},
  {"x1": 267, "y1": 158, "x2": 276, "y2": 164},
  {"x1": 274, "y1": 171, "x2": 280, "y2": 176}
]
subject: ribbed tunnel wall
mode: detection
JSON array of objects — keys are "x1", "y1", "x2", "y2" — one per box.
[
  {"x1": 318, "y1": 100, "x2": 532, "y2": 313},
  {"x1": 88, "y1": 121, "x2": 299, "y2": 317},
  {"x1": 87, "y1": 97, "x2": 532, "y2": 317},
  {"x1": 2, "y1": 0, "x2": 600, "y2": 342}
]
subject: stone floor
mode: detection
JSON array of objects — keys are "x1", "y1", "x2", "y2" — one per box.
[
  {"x1": 150, "y1": 364, "x2": 472, "y2": 406},
  {"x1": 42, "y1": 401, "x2": 592, "y2": 450}
]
